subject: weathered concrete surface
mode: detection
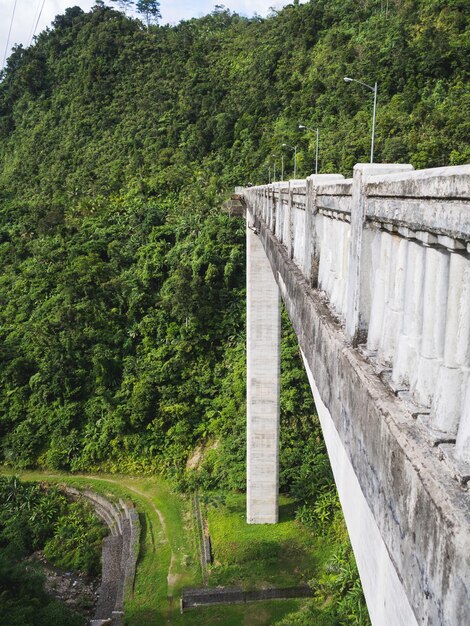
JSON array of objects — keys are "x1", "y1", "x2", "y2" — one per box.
[
  {"x1": 181, "y1": 585, "x2": 312, "y2": 610},
  {"x1": 246, "y1": 213, "x2": 281, "y2": 524},
  {"x1": 300, "y1": 350, "x2": 417, "y2": 626},
  {"x1": 250, "y1": 207, "x2": 470, "y2": 626},
  {"x1": 366, "y1": 165, "x2": 470, "y2": 240}
]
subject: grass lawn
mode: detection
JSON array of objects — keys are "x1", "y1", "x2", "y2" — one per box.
[
  {"x1": 205, "y1": 492, "x2": 334, "y2": 589},
  {"x1": 179, "y1": 598, "x2": 308, "y2": 625},
  {"x1": 1, "y1": 470, "x2": 331, "y2": 625}
]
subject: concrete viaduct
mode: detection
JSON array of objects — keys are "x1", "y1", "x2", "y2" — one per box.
[{"x1": 231, "y1": 163, "x2": 470, "y2": 625}]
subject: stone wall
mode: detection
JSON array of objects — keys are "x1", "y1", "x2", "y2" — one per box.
[
  {"x1": 181, "y1": 585, "x2": 312, "y2": 611},
  {"x1": 66, "y1": 488, "x2": 140, "y2": 626}
]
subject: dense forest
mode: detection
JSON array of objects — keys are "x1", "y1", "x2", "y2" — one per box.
[
  {"x1": 0, "y1": 0, "x2": 468, "y2": 621},
  {"x1": 0, "y1": 475, "x2": 104, "y2": 625}
]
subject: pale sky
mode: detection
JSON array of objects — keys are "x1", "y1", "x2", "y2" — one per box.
[{"x1": 1, "y1": 0, "x2": 299, "y2": 69}]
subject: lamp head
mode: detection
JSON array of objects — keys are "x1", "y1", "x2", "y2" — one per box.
[
  {"x1": 298, "y1": 124, "x2": 307, "y2": 130},
  {"x1": 344, "y1": 77, "x2": 353, "y2": 82}
]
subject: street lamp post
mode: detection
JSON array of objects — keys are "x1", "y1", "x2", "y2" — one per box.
[
  {"x1": 344, "y1": 76, "x2": 378, "y2": 163},
  {"x1": 282, "y1": 143, "x2": 298, "y2": 178},
  {"x1": 281, "y1": 154, "x2": 284, "y2": 181},
  {"x1": 271, "y1": 154, "x2": 277, "y2": 182},
  {"x1": 299, "y1": 124, "x2": 320, "y2": 175}
]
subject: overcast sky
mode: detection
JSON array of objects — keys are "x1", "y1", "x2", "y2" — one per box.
[{"x1": 1, "y1": 0, "x2": 298, "y2": 68}]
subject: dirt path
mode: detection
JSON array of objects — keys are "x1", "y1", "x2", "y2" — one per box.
[{"x1": 79, "y1": 475, "x2": 179, "y2": 598}]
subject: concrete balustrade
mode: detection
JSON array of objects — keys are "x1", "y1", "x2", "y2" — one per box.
[{"x1": 242, "y1": 162, "x2": 470, "y2": 466}]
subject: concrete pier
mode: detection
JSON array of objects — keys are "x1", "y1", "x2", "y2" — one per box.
[{"x1": 246, "y1": 210, "x2": 280, "y2": 524}]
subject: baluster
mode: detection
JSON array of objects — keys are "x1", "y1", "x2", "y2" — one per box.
[
  {"x1": 282, "y1": 195, "x2": 287, "y2": 242},
  {"x1": 299, "y1": 204, "x2": 306, "y2": 268},
  {"x1": 367, "y1": 230, "x2": 392, "y2": 351},
  {"x1": 331, "y1": 219, "x2": 344, "y2": 312},
  {"x1": 288, "y1": 185, "x2": 294, "y2": 259},
  {"x1": 456, "y1": 379, "x2": 470, "y2": 463},
  {"x1": 293, "y1": 203, "x2": 299, "y2": 264},
  {"x1": 303, "y1": 177, "x2": 314, "y2": 282},
  {"x1": 340, "y1": 220, "x2": 351, "y2": 318},
  {"x1": 411, "y1": 246, "x2": 449, "y2": 408},
  {"x1": 431, "y1": 253, "x2": 470, "y2": 434},
  {"x1": 316, "y1": 212, "x2": 323, "y2": 285},
  {"x1": 272, "y1": 186, "x2": 277, "y2": 235},
  {"x1": 284, "y1": 186, "x2": 291, "y2": 247},
  {"x1": 379, "y1": 235, "x2": 407, "y2": 365},
  {"x1": 319, "y1": 217, "x2": 332, "y2": 294},
  {"x1": 392, "y1": 240, "x2": 425, "y2": 387},
  {"x1": 267, "y1": 187, "x2": 272, "y2": 227}
]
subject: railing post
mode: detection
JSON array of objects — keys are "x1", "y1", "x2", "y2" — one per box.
[
  {"x1": 346, "y1": 163, "x2": 413, "y2": 345},
  {"x1": 287, "y1": 181, "x2": 293, "y2": 259},
  {"x1": 303, "y1": 176, "x2": 314, "y2": 283},
  {"x1": 304, "y1": 174, "x2": 345, "y2": 287}
]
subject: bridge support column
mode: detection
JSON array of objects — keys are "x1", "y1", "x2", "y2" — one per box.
[{"x1": 246, "y1": 210, "x2": 280, "y2": 524}]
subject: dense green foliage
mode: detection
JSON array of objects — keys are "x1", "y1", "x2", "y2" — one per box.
[
  {"x1": 0, "y1": 2, "x2": 467, "y2": 621},
  {"x1": 0, "y1": 476, "x2": 106, "y2": 625},
  {"x1": 0, "y1": 552, "x2": 85, "y2": 626},
  {"x1": 0, "y1": 476, "x2": 105, "y2": 574},
  {"x1": 0, "y1": 0, "x2": 468, "y2": 479}
]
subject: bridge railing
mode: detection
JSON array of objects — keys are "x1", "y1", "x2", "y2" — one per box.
[{"x1": 241, "y1": 163, "x2": 470, "y2": 471}]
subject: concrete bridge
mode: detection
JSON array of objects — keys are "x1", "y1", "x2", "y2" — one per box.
[{"x1": 234, "y1": 163, "x2": 470, "y2": 625}]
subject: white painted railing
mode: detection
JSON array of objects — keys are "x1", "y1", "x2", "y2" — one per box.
[{"x1": 242, "y1": 163, "x2": 470, "y2": 467}]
